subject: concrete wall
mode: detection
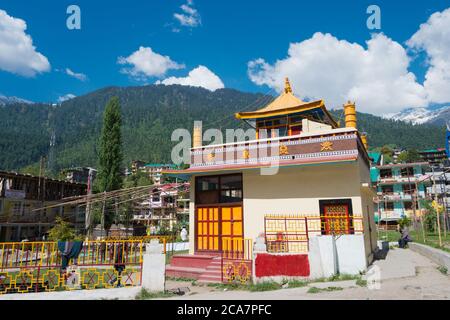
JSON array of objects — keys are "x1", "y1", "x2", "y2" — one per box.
[
  {"x1": 301, "y1": 119, "x2": 332, "y2": 134},
  {"x1": 308, "y1": 234, "x2": 368, "y2": 278},
  {"x1": 189, "y1": 176, "x2": 196, "y2": 255},
  {"x1": 409, "y1": 242, "x2": 450, "y2": 270}
]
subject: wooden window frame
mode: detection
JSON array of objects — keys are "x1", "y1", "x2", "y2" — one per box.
[
  {"x1": 195, "y1": 173, "x2": 243, "y2": 205},
  {"x1": 319, "y1": 199, "x2": 354, "y2": 235}
]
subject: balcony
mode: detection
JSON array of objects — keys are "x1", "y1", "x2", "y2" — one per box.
[
  {"x1": 189, "y1": 128, "x2": 366, "y2": 172},
  {"x1": 378, "y1": 175, "x2": 422, "y2": 185}
]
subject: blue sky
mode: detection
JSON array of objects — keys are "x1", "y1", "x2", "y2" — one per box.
[{"x1": 0, "y1": 0, "x2": 449, "y2": 115}]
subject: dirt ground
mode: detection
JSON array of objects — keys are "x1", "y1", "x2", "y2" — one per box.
[{"x1": 164, "y1": 248, "x2": 450, "y2": 300}]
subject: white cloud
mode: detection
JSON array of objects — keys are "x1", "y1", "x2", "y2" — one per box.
[
  {"x1": 0, "y1": 9, "x2": 50, "y2": 77},
  {"x1": 248, "y1": 32, "x2": 428, "y2": 115},
  {"x1": 407, "y1": 8, "x2": 450, "y2": 104},
  {"x1": 58, "y1": 94, "x2": 76, "y2": 103},
  {"x1": 173, "y1": 0, "x2": 201, "y2": 28},
  {"x1": 156, "y1": 65, "x2": 224, "y2": 91},
  {"x1": 65, "y1": 68, "x2": 87, "y2": 81},
  {"x1": 118, "y1": 46, "x2": 184, "y2": 79}
]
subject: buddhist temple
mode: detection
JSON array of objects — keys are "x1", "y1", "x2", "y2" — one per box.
[{"x1": 165, "y1": 78, "x2": 378, "y2": 283}]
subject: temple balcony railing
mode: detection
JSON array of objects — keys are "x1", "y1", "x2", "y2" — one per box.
[{"x1": 189, "y1": 128, "x2": 366, "y2": 169}]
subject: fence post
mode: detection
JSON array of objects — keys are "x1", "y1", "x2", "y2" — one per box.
[
  {"x1": 305, "y1": 217, "x2": 309, "y2": 251},
  {"x1": 141, "y1": 239, "x2": 165, "y2": 292},
  {"x1": 35, "y1": 265, "x2": 41, "y2": 293}
]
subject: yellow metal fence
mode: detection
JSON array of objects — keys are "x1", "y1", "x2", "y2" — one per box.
[{"x1": 0, "y1": 240, "x2": 144, "y2": 295}]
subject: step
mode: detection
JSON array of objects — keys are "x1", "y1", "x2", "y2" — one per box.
[
  {"x1": 170, "y1": 254, "x2": 216, "y2": 269},
  {"x1": 198, "y1": 275, "x2": 223, "y2": 283},
  {"x1": 201, "y1": 270, "x2": 222, "y2": 277},
  {"x1": 166, "y1": 265, "x2": 205, "y2": 280},
  {"x1": 205, "y1": 266, "x2": 222, "y2": 271}
]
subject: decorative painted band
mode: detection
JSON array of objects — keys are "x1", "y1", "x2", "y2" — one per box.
[
  {"x1": 191, "y1": 133, "x2": 358, "y2": 155},
  {"x1": 191, "y1": 134, "x2": 359, "y2": 168}
]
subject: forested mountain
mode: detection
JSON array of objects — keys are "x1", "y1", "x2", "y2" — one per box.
[{"x1": 0, "y1": 84, "x2": 446, "y2": 174}]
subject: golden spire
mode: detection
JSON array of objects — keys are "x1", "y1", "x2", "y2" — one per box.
[{"x1": 284, "y1": 77, "x2": 292, "y2": 94}]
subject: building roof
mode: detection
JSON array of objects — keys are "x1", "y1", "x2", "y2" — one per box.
[
  {"x1": 419, "y1": 148, "x2": 446, "y2": 154},
  {"x1": 144, "y1": 163, "x2": 177, "y2": 168},
  {"x1": 234, "y1": 78, "x2": 338, "y2": 128},
  {"x1": 0, "y1": 170, "x2": 86, "y2": 186},
  {"x1": 368, "y1": 152, "x2": 382, "y2": 165}
]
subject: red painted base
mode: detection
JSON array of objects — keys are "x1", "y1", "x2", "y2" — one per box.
[{"x1": 255, "y1": 254, "x2": 310, "y2": 277}]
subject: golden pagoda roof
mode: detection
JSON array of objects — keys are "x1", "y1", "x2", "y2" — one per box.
[{"x1": 235, "y1": 78, "x2": 338, "y2": 128}]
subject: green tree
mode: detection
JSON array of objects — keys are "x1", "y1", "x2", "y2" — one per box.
[
  {"x1": 397, "y1": 149, "x2": 421, "y2": 163},
  {"x1": 420, "y1": 199, "x2": 437, "y2": 232},
  {"x1": 97, "y1": 97, "x2": 124, "y2": 233},
  {"x1": 406, "y1": 149, "x2": 420, "y2": 162},
  {"x1": 379, "y1": 145, "x2": 395, "y2": 164},
  {"x1": 47, "y1": 217, "x2": 82, "y2": 241},
  {"x1": 397, "y1": 151, "x2": 409, "y2": 163},
  {"x1": 97, "y1": 96, "x2": 124, "y2": 192},
  {"x1": 123, "y1": 170, "x2": 153, "y2": 188}
]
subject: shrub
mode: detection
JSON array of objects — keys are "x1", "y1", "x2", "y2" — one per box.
[{"x1": 47, "y1": 217, "x2": 83, "y2": 241}]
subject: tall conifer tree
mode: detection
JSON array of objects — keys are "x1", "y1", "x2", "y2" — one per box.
[
  {"x1": 97, "y1": 97, "x2": 123, "y2": 233},
  {"x1": 98, "y1": 96, "x2": 123, "y2": 192}
]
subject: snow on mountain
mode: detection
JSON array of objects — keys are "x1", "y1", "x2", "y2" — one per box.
[
  {"x1": 384, "y1": 106, "x2": 450, "y2": 125},
  {"x1": 0, "y1": 94, "x2": 33, "y2": 106}
]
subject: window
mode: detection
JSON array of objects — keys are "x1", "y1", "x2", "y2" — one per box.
[
  {"x1": 380, "y1": 169, "x2": 392, "y2": 179},
  {"x1": 319, "y1": 199, "x2": 354, "y2": 235},
  {"x1": 402, "y1": 184, "x2": 416, "y2": 194},
  {"x1": 404, "y1": 202, "x2": 413, "y2": 210},
  {"x1": 220, "y1": 175, "x2": 243, "y2": 203},
  {"x1": 381, "y1": 185, "x2": 394, "y2": 194},
  {"x1": 400, "y1": 167, "x2": 414, "y2": 177},
  {"x1": 12, "y1": 202, "x2": 22, "y2": 216},
  {"x1": 384, "y1": 202, "x2": 394, "y2": 210},
  {"x1": 196, "y1": 174, "x2": 242, "y2": 205}
]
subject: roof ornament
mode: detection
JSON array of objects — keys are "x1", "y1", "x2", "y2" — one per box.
[{"x1": 284, "y1": 77, "x2": 292, "y2": 94}]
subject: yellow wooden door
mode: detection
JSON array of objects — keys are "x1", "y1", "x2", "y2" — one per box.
[
  {"x1": 221, "y1": 206, "x2": 243, "y2": 253},
  {"x1": 197, "y1": 207, "x2": 219, "y2": 251}
]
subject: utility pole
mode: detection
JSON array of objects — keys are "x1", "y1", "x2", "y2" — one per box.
[
  {"x1": 415, "y1": 180, "x2": 426, "y2": 243},
  {"x1": 38, "y1": 156, "x2": 46, "y2": 239},
  {"x1": 85, "y1": 168, "x2": 94, "y2": 239},
  {"x1": 101, "y1": 191, "x2": 106, "y2": 239}
]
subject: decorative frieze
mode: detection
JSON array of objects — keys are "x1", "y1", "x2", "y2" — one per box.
[{"x1": 190, "y1": 133, "x2": 360, "y2": 168}]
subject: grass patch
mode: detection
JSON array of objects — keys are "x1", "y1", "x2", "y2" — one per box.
[
  {"x1": 199, "y1": 274, "x2": 363, "y2": 293},
  {"x1": 135, "y1": 288, "x2": 175, "y2": 300},
  {"x1": 437, "y1": 266, "x2": 448, "y2": 275},
  {"x1": 378, "y1": 229, "x2": 450, "y2": 254},
  {"x1": 248, "y1": 281, "x2": 282, "y2": 292},
  {"x1": 285, "y1": 280, "x2": 308, "y2": 288},
  {"x1": 307, "y1": 286, "x2": 344, "y2": 294},
  {"x1": 356, "y1": 278, "x2": 367, "y2": 287},
  {"x1": 206, "y1": 281, "x2": 282, "y2": 292},
  {"x1": 166, "y1": 276, "x2": 197, "y2": 282}
]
